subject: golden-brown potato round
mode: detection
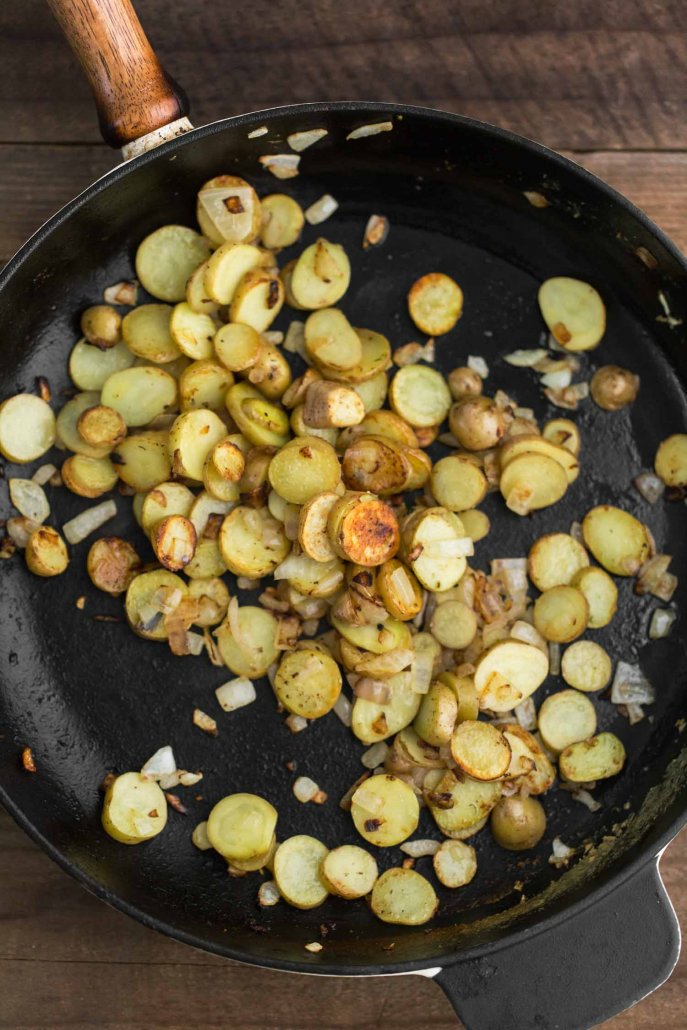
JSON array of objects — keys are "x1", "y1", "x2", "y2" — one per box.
[
  {"x1": 102, "y1": 772, "x2": 167, "y2": 844},
  {"x1": 187, "y1": 577, "x2": 230, "y2": 626},
  {"x1": 114, "y1": 430, "x2": 172, "y2": 492},
  {"x1": 273, "y1": 835, "x2": 329, "y2": 910},
  {"x1": 230, "y1": 270, "x2": 284, "y2": 333},
  {"x1": 431, "y1": 454, "x2": 488, "y2": 512},
  {"x1": 211, "y1": 437, "x2": 246, "y2": 482},
  {"x1": 370, "y1": 868, "x2": 438, "y2": 926},
  {"x1": 527, "y1": 532, "x2": 589, "y2": 591},
  {"x1": 245, "y1": 343, "x2": 292, "y2": 401},
  {"x1": 290, "y1": 238, "x2": 351, "y2": 309},
  {"x1": 451, "y1": 720, "x2": 512, "y2": 781},
  {"x1": 501, "y1": 724, "x2": 555, "y2": 795},
  {"x1": 655, "y1": 434, "x2": 687, "y2": 487},
  {"x1": 77, "y1": 405, "x2": 127, "y2": 448},
  {"x1": 449, "y1": 395, "x2": 510, "y2": 451},
  {"x1": 267, "y1": 436, "x2": 341, "y2": 504},
  {"x1": 125, "y1": 569, "x2": 188, "y2": 640},
  {"x1": 474, "y1": 640, "x2": 549, "y2": 711},
  {"x1": 219, "y1": 505, "x2": 289, "y2": 577},
  {"x1": 274, "y1": 647, "x2": 342, "y2": 718},
  {"x1": 179, "y1": 359, "x2": 234, "y2": 413},
  {"x1": 122, "y1": 303, "x2": 180, "y2": 364},
  {"x1": 490, "y1": 796, "x2": 546, "y2": 851},
  {"x1": 151, "y1": 514, "x2": 197, "y2": 572},
  {"x1": 426, "y1": 769, "x2": 502, "y2": 836},
  {"x1": 570, "y1": 566, "x2": 618, "y2": 628},
  {"x1": 225, "y1": 383, "x2": 290, "y2": 448},
  {"x1": 533, "y1": 585, "x2": 589, "y2": 643},
  {"x1": 500, "y1": 432, "x2": 579, "y2": 484},
  {"x1": 168, "y1": 409, "x2": 228, "y2": 482},
  {"x1": 215, "y1": 604, "x2": 279, "y2": 678},
  {"x1": 590, "y1": 365, "x2": 640, "y2": 411},
  {"x1": 401, "y1": 507, "x2": 470, "y2": 591},
  {"x1": 305, "y1": 307, "x2": 362, "y2": 371},
  {"x1": 25, "y1": 526, "x2": 69, "y2": 577},
  {"x1": 328, "y1": 492, "x2": 400, "y2": 567},
  {"x1": 448, "y1": 366, "x2": 483, "y2": 401},
  {"x1": 87, "y1": 537, "x2": 141, "y2": 595},
  {"x1": 581, "y1": 505, "x2": 651, "y2": 576},
  {"x1": 407, "y1": 272, "x2": 463, "y2": 335},
  {"x1": 342, "y1": 436, "x2": 408, "y2": 495},
  {"x1": 433, "y1": 839, "x2": 477, "y2": 888},
  {"x1": 413, "y1": 681, "x2": 458, "y2": 747},
  {"x1": 204, "y1": 242, "x2": 263, "y2": 305},
  {"x1": 298, "y1": 491, "x2": 339, "y2": 562},
  {"x1": 500, "y1": 452, "x2": 568, "y2": 515},
  {"x1": 81, "y1": 304, "x2": 122, "y2": 349},
  {"x1": 376, "y1": 559, "x2": 424, "y2": 621},
  {"x1": 61, "y1": 454, "x2": 118, "y2": 498},
  {"x1": 321, "y1": 845, "x2": 378, "y2": 899}
]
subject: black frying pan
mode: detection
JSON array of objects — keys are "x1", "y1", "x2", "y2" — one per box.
[{"x1": 1, "y1": 2, "x2": 686, "y2": 1027}]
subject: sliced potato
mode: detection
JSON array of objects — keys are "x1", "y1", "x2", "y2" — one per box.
[
  {"x1": 219, "y1": 505, "x2": 289, "y2": 577},
  {"x1": 273, "y1": 835, "x2": 329, "y2": 909},
  {"x1": 459, "y1": 508, "x2": 490, "y2": 542},
  {"x1": 169, "y1": 302, "x2": 217, "y2": 360},
  {"x1": 25, "y1": 526, "x2": 69, "y2": 577},
  {"x1": 260, "y1": 193, "x2": 305, "y2": 249},
  {"x1": 136, "y1": 225, "x2": 211, "y2": 303},
  {"x1": 376, "y1": 559, "x2": 424, "y2": 621},
  {"x1": 204, "y1": 242, "x2": 263, "y2": 305},
  {"x1": 533, "y1": 585, "x2": 589, "y2": 643},
  {"x1": 655, "y1": 434, "x2": 687, "y2": 487},
  {"x1": 225, "y1": 382, "x2": 290, "y2": 448},
  {"x1": 267, "y1": 436, "x2": 341, "y2": 505},
  {"x1": 339, "y1": 409, "x2": 419, "y2": 449},
  {"x1": 500, "y1": 452, "x2": 568, "y2": 515},
  {"x1": 0, "y1": 394, "x2": 56, "y2": 463},
  {"x1": 451, "y1": 720, "x2": 511, "y2": 780},
  {"x1": 305, "y1": 308, "x2": 362, "y2": 372},
  {"x1": 303, "y1": 381, "x2": 365, "y2": 428},
  {"x1": 426, "y1": 769, "x2": 502, "y2": 835},
  {"x1": 184, "y1": 537, "x2": 227, "y2": 579},
  {"x1": 297, "y1": 492, "x2": 339, "y2": 562},
  {"x1": 581, "y1": 505, "x2": 651, "y2": 576},
  {"x1": 342, "y1": 436, "x2": 409, "y2": 496},
  {"x1": 81, "y1": 304, "x2": 121, "y2": 348},
  {"x1": 197, "y1": 175, "x2": 262, "y2": 246},
  {"x1": 101, "y1": 366, "x2": 177, "y2": 427},
  {"x1": 490, "y1": 796, "x2": 546, "y2": 851},
  {"x1": 321, "y1": 845, "x2": 378, "y2": 899},
  {"x1": 189, "y1": 490, "x2": 235, "y2": 537},
  {"x1": 87, "y1": 537, "x2": 141, "y2": 596},
  {"x1": 528, "y1": 533, "x2": 589, "y2": 591},
  {"x1": 407, "y1": 272, "x2": 463, "y2": 335},
  {"x1": 102, "y1": 772, "x2": 167, "y2": 844},
  {"x1": 389, "y1": 365, "x2": 452, "y2": 428},
  {"x1": 122, "y1": 304, "x2": 180, "y2": 364},
  {"x1": 69, "y1": 337, "x2": 135, "y2": 391},
  {"x1": 207, "y1": 793, "x2": 277, "y2": 863},
  {"x1": 125, "y1": 569, "x2": 188, "y2": 640},
  {"x1": 433, "y1": 839, "x2": 477, "y2": 888},
  {"x1": 351, "y1": 773, "x2": 419, "y2": 846},
  {"x1": 290, "y1": 404, "x2": 338, "y2": 444},
  {"x1": 538, "y1": 277, "x2": 606, "y2": 351},
  {"x1": 561, "y1": 640, "x2": 612, "y2": 693},
  {"x1": 230, "y1": 270, "x2": 284, "y2": 333},
  {"x1": 351, "y1": 672, "x2": 421, "y2": 743},
  {"x1": 570, "y1": 566, "x2": 618, "y2": 628},
  {"x1": 215, "y1": 603, "x2": 279, "y2": 677},
  {"x1": 500, "y1": 434, "x2": 579, "y2": 484},
  {"x1": 167, "y1": 408, "x2": 227, "y2": 481},
  {"x1": 203, "y1": 448, "x2": 240, "y2": 501},
  {"x1": 370, "y1": 868, "x2": 438, "y2": 926},
  {"x1": 141, "y1": 482, "x2": 195, "y2": 534},
  {"x1": 431, "y1": 455, "x2": 487, "y2": 512},
  {"x1": 502, "y1": 724, "x2": 555, "y2": 795},
  {"x1": 559, "y1": 732, "x2": 626, "y2": 782},
  {"x1": 57, "y1": 392, "x2": 111, "y2": 458},
  {"x1": 325, "y1": 329, "x2": 392, "y2": 386},
  {"x1": 474, "y1": 640, "x2": 549, "y2": 711},
  {"x1": 151, "y1": 514, "x2": 197, "y2": 572},
  {"x1": 245, "y1": 343, "x2": 292, "y2": 401},
  {"x1": 353, "y1": 371, "x2": 389, "y2": 412},
  {"x1": 401, "y1": 507, "x2": 470, "y2": 591},
  {"x1": 276, "y1": 552, "x2": 344, "y2": 598},
  {"x1": 538, "y1": 689, "x2": 597, "y2": 754},
  {"x1": 414, "y1": 681, "x2": 458, "y2": 747},
  {"x1": 62, "y1": 455, "x2": 118, "y2": 498},
  {"x1": 430, "y1": 601, "x2": 477, "y2": 650},
  {"x1": 449, "y1": 396, "x2": 510, "y2": 451},
  {"x1": 327, "y1": 492, "x2": 400, "y2": 567},
  {"x1": 290, "y1": 238, "x2": 351, "y2": 309},
  {"x1": 179, "y1": 358, "x2": 233, "y2": 413},
  {"x1": 438, "y1": 672, "x2": 480, "y2": 723},
  {"x1": 115, "y1": 430, "x2": 172, "y2": 492},
  {"x1": 274, "y1": 647, "x2": 342, "y2": 718},
  {"x1": 187, "y1": 577, "x2": 230, "y2": 626},
  {"x1": 76, "y1": 405, "x2": 127, "y2": 448},
  {"x1": 542, "y1": 417, "x2": 581, "y2": 455},
  {"x1": 186, "y1": 260, "x2": 221, "y2": 317}
]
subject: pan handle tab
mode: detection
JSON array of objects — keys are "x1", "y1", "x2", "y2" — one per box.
[
  {"x1": 46, "y1": 0, "x2": 192, "y2": 153},
  {"x1": 434, "y1": 857, "x2": 680, "y2": 1030}
]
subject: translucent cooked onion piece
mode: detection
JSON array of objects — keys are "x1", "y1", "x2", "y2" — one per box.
[
  {"x1": 305, "y1": 194, "x2": 338, "y2": 226},
  {"x1": 63, "y1": 499, "x2": 117, "y2": 545},
  {"x1": 610, "y1": 661, "x2": 655, "y2": 706},
  {"x1": 287, "y1": 128, "x2": 328, "y2": 152},
  {"x1": 9, "y1": 479, "x2": 50, "y2": 523},
  {"x1": 215, "y1": 677, "x2": 256, "y2": 712},
  {"x1": 259, "y1": 153, "x2": 301, "y2": 179}
]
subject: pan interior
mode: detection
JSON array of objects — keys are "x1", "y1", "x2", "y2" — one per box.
[{"x1": 1, "y1": 106, "x2": 686, "y2": 971}]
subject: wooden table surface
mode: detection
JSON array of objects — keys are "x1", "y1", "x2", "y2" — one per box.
[{"x1": 1, "y1": 2, "x2": 687, "y2": 1027}]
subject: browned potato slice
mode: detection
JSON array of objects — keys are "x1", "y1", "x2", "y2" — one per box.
[
  {"x1": 401, "y1": 507, "x2": 471, "y2": 591},
  {"x1": 273, "y1": 835, "x2": 329, "y2": 909},
  {"x1": 169, "y1": 302, "x2": 217, "y2": 360},
  {"x1": 168, "y1": 409, "x2": 228, "y2": 482},
  {"x1": 245, "y1": 343, "x2": 292, "y2": 401},
  {"x1": 338, "y1": 409, "x2": 419, "y2": 450},
  {"x1": 433, "y1": 840, "x2": 477, "y2": 888},
  {"x1": 197, "y1": 175, "x2": 262, "y2": 246},
  {"x1": 561, "y1": 640, "x2": 612, "y2": 693},
  {"x1": 260, "y1": 193, "x2": 305, "y2": 250},
  {"x1": 305, "y1": 308, "x2": 362, "y2": 372},
  {"x1": 655, "y1": 434, "x2": 687, "y2": 487},
  {"x1": 389, "y1": 365, "x2": 452, "y2": 428},
  {"x1": 101, "y1": 366, "x2": 177, "y2": 427},
  {"x1": 61, "y1": 455, "x2": 118, "y2": 498},
  {"x1": 407, "y1": 272, "x2": 463, "y2": 335},
  {"x1": 542, "y1": 417, "x2": 581, "y2": 455},
  {"x1": 115, "y1": 430, "x2": 172, "y2": 492},
  {"x1": 500, "y1": 433, "x2": 579, "y2": 483},
  {"x1": 538, "y1": 277, "x2": 605, "y2": 351},
  {"x1": 184, "y1": 537, "x2": 227, "y2": 579},
  {"x1": 77, "y1": 405, "x2": 127, "y2": 448},
  {"x1": 87, "y1": 537, "x2": 141, "y2": 595},
  {"x1": 136, "y1": 225, "x2": 211, "y2": 303},
  {"x1": 426, "y1": 769, "x2": 502, "y2": 835},
  {"x1": 431, "y1": 455, "x2": 487, "y2": 512},
  {"x1": 451, "y1": 720, "x2": 511, "y2": 780},
  {"x1": 474, "y1": 640, "x2": 549, "y2": 711},
  {"x1": 321, "y1": 845, "x2": 378, "y2": 899},
  {"x1": 527, "y1": 532, "x2": 589, "y2": 591},
  {"x1": 538, "y1": 689, "x2": 597, "y2": 754},
  {"x1": 413, "y1": 682, "x2": 458, "y2": 747},
  {"x1": 25, "y1": 526, "x2": 69, "y2": 577},
  {"x1": 370, "y1": 868, "x2": 438, "y2": 926},
  {"x1": 533, "y1": 585, "x2": 589, "y2": 643},
  {"x1": 204, "y1": 242, "x2": 263, "y2": 305},
  {"x1": 211, "y1": 437, "x2": 246, "y2": 482},
  {"x1": 268, "y1": 436, "x2": 341, "y2": 504},
  {"x1": 122, "y1": 304, "x2": 180, "y2": 364},
  {"x1": 351, "y1": 672, "x2": 421, "y2": 743},
  {"x1": 501, "y1": 724, "x2": 555, "y2": 795},
  {"x1": 140, "y1": 482, "x2": 194, "y2": 535},
  {"x1": 323, "y1": 328, "x2": 391, "y2": 385},
  {"x1": 342, "y1": 436, "x2": 409, "y2": 495},
  {"x1": 327, "y1": 492, "x2": 400, "y2": 566},
  {"x1": 225, "y1": 383, "x2": 290, "y2": 448},
  {"x1": 490, "y1": 796, "x2": 546, "y2": 851},
  {"x1": 230, "y1": 270, "x2": 284, "y2": 333},
  {"x1": 81, "y1": 304, "x2": 121, "y2": 348},
  {"x1": 187, "y1": 577, "x2": 230, "y2": 626},
  {"x1": 559, "y1": 733, "x2": 626, "y2": 782},
  {"x1": 125, "y1": 569, "x2": 188, "y2": 641},
  {"x1": 179, "y1": 359, "x2": 233, "y2": 413},
  {"x1": 438, "y1": 671, "x2": 480, "y2": 723},
  {"x1": 186, "y1": 261, "x2": 221, "y2": 317},
  {"x1": 298, "y1": 491, "x2": 339, "y2": 562},
  {"x1": 303, "y1": 381, "x2": 365, "y2": 428},
  {"x1": 500, "y1": 452, "x2": 568, "y2": 515},
  {"x1": 581, "y1": 505, "x2": 650, "y2": 576},
  {"x1": 570, "y1": 566, "x2": 618, "y2": 628},
  {"x1": 274, "y1": 647, "x2": 342, "y2": 719},
  {"x1": 151, "y1": 514, "x2": 197, "y2": 572},
  {"x1": 351, "y1": 774, "x2": 419, "y2": 846},
  {"x1": 219, "y1": 506, "x2": 289, "y2": 577},
  {"x1": 376, "y1": 559, "x2": 424, "y2": 621},
  {"x1": 215, "y1": 604, "x2": 279, "y2": 678}
]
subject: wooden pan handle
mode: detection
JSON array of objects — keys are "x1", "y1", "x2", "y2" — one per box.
[{"x1": 46, "y1": 0, "x2": 190, "y2": 149}]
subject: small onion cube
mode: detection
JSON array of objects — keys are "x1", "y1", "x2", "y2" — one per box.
[
  {"x1": 63, "y1": 499, "x2": 117, "y2": 544},
  {"x1": 258, "y1": 153, "x2": 301, "y2": 179},
  {"x1": 248, "y1": 126, "x2": 268, "y2": 139},
  {"x1": 634, "y1": 471, "x2": 665, "y2": 504},
  {"x1": 104, "y1": 280, "x2": 138, "y2": 305},
  {"x1": 400, "y1": 838, "x2": 441, "y2": 858},
  {"x1": 548, "y1": 642, "x2": 561, "y2": 676},
  {"x1": 178, "y1": 770, "x2": 203, "y2": 787},
  {"x1": 333, "y1": 693, "x2": 352, "y2": 727},
  {"x1": 467, "y1": 355, "x2": 489, "y2": 379},
  {"x1": 362, "y1": 214, "x2": 389, "y2": 249},
  {"x1": 549, "y1": 836, "x2": 575, "y2": 867},
  {"x1": 541, "y1": 368, "x2": 573, "y2": 389},
  {"x1": 284, "y1": 321, "x2": 306, "y2": 356},
  {"x1": 514, "y1": 697, "x2": 537, "y2": 731},
  {"x1": 287, "y1": 128, "x2": 328, "y2": 152},
  {"x1": 649, "y1": 608, "x2": 676, "y2": 640},
  {"x1": 293, "y1": 776, "x2": 320, "y2": 803},
  {"x1": 504, "y1": 348, "x2": 549, "y2": 367},
  {"x1": 285, "y1": 713, "x2": 308, "y2": 733},
  {"x1": 423, "y1": 537, "x2": 474, "y2": 560},
  {"x1": 258, "y1": 880, "x2": 281, "y2": 906},
  {"x1": 346, "y1": 121, "x2": 393, "y2": 140},
  {"x1": 610, "y1": 661, "x2": 655, "y2": 705},
  {"x1": 141, "y1": 745, "x2": 177, "y2": 781},
  {"x1": 304, "y1": 194, "x2": 339, "y2": 226},
  {"x1": 9, "y1": 479, "x2": 50, "y2": 523},
  {"x1": 215, "y1": 677, "x2": 256, "y2": 712},
  {"x1": 193, "y1": 708, "x2": 218, "y2": 735},
  {"x1": 6, "y1": 516, "x2": 39, "y2": 548},
  {"x1": 31, "y1": 463, "x2": 58, "y2": 487},
  {"x1": 361, "y1": 741, "x2": 390, "y2": 770}
]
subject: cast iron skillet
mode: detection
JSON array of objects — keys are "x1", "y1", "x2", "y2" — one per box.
[{"x1": 1, "y1": 2, "x2": 686, "y2": 1027}]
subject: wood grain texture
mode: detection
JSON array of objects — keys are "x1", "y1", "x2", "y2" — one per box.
[
  {"x1": 2, "y1": 0, "x2": 687, "y2": 149},
  {"x1": 0, "y1": 808, "x2": 684, "y2": 1029}
]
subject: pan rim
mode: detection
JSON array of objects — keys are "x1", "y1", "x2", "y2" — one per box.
[{"x1": 1, "y1": 98, "x2": 686, "y2": 975}]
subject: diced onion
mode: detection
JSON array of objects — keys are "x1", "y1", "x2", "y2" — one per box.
[
  {"x1": 262, "y1": 331, "x2": 284, "y2": 346},
  {"x1": 346, "y1": 121, "x2": 393, "y2": 139},
  {"x1": 199, "y1": 186, "x2": 256, "y2": 243},
  {"x1": 141, "y1": 745, "x2": 176, "y2": 781},
  {"x1": 305, "y1": 942, "x2": 323, "y2": 953},
  {"x1": 548, "y1": 642, "x2": 561, "y2": 676},
  {"x1": 63, "y1": 499, "x2": 117, "y2": 544},
  {"x1": 514, "y1": 697, "x2": 537, "y2": 731},
  {"x1": 361, "y1": 742, "x2": 390, "y2": 769},
  {"x1": 353, "y1": 678, "x2": 391, "y2": 704},
  {"x1": 193, "y1": 708, "x2": 218, "y2": 735},
  {"x1": 333, "y1": 693, "x2": 352, "y2": 727},
  {"x1": 510, "y1": 620, "x2": 548, "y2": 655},
  {"x1": 561, "y1": 784, "x2": 602, "y2": 812},
  {"x1": 544, "y1": 381, "x2": 589, "y2": 410},
  {"x1": 569, "y1": 521, "x2": 584, "y2": 544},
  {"x1": 32, "y1": 463, "x2": 57, "y2": 487},
  {"x1": 634, "y1": 471, "x2": 665, "y2": 504},
  {"x1": 400, "y1": 838, "x2": 441, "y2": 858},
  {"x1": 549, "y1": 837, "x2": 575, "y2": 867},
  {"x1": 611, "y1": 661, "x2": 655, "y2": 705},
  {"x1": 423, "y1": 537, "x2": 474, "y2": 560},
  {"x1": 649, "y1": 608, "x2": 676, "y2": 640},
  {"x1": 540, "y1": 368, "x2": 572, "y2": 389},
  {"x1": 179, "y1": 770, "x2": 203, "y2": 787},
  {"x1": 467, "y1": 355, "x2": 489, "y2": 378},
  {"x1": 215, "y1": 676, "x2": 256, "y2": 712},
  {"x1": 9, "y1": 479, "x2": 50, "y2": 523},
  {"x1": 247, "y1": 126, "x2": 268, "y2": 139},
  {"x1": 203, "y1": 629, "x2": 224, "y2": 667},
  {"x1": 287, "y1": 128, "x2": 328, "y2": 152},
  {"x1": 6, "y1": 516, "x2": 39, "y2": 548},
  {"x1": 258, "y1": 880, "x2": 281, "y2": 906},
  {"x1": 623, "y1": 702, "x2": 646, "y2": 724},
  {"x1": 293, "y1": 776, "x2": 320, "y2": 802},
  {"x1": 259, "y1": 154, "x2": 301, "y2": 179},
  {"x1": 284, "y1": 321, "x2": 306, "y2": 356},
  {"x1": 504, "y1": 348, "x2": 549, "y2": 367},
  {"x1": 103, "y1": 280, "x2": 138, "y2": 305},
  {"x1": 185, "y1": 631, "x2": 205, "y2": 656},
  {"x1": 362, "y1": 214, "x2": 389, "y2": 249},
  {"x1": 411, "y1": 646, "x2": 434, "y2": 695},
  {"x1": 285, "y1": 713, "x2": 308, "y2": 733},
  {"x1": 304, "y1": 194, "x2": 339, "y2": 225},
  {"x1": 491, "y1": 557, "x2": 528, "y2": 598}
]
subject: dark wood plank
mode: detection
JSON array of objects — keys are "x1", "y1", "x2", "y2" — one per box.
[
  {"x1": 1, "y1": 0, "x2": 687, "y2": 149},
  {"x1": 0, "y1": 807, "x2": 685, "y2": 1028},
  {"x1": 1, "y1": 146, "x2": 687, "y2": 268}
]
